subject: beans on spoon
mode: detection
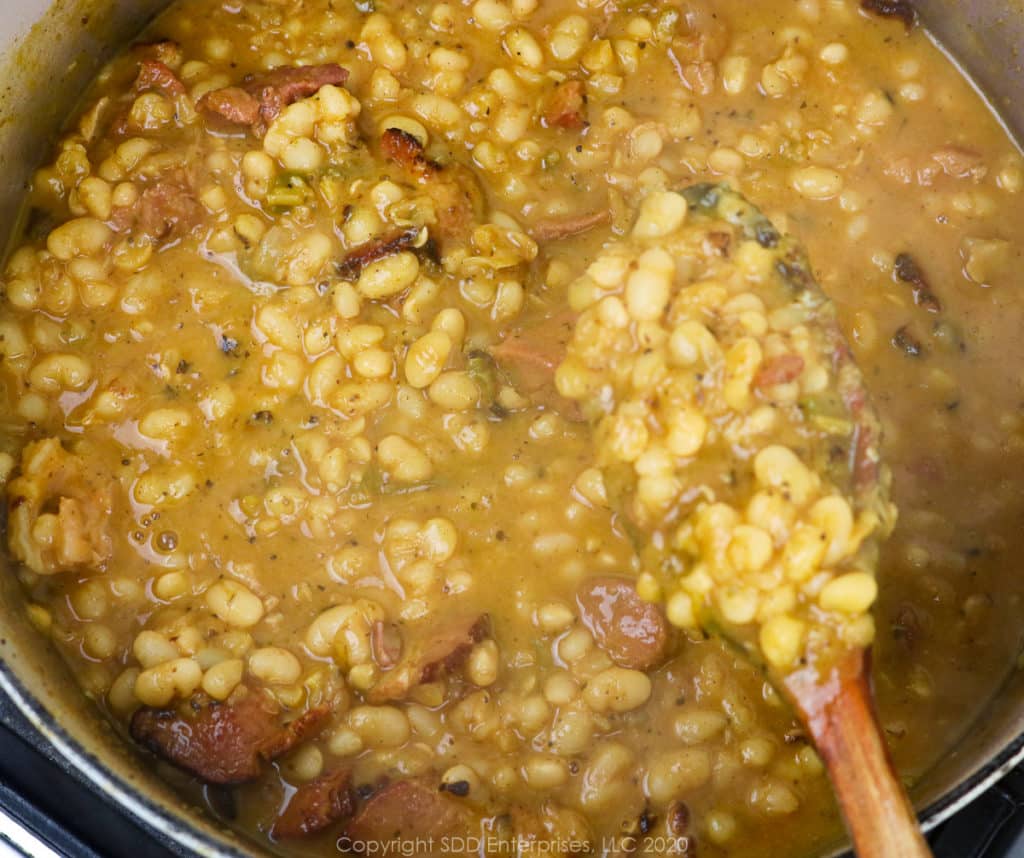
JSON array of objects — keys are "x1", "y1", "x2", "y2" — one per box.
[{"x1": 554, "y1": 183, "x2": 931, "y2": 858}]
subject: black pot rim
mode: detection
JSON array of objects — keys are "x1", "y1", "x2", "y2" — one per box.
[
  {"x1": 3, "y1": 654, "x2": 1024, "y2": 856},
  {"x1": 0, "y1": 661, "x2": 250, "y2": 857}
]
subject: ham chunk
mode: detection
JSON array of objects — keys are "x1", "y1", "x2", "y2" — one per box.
[
  {"x1": 343, "y1": 780, "x2": 475, "y2": 854},
  {"x1": 427, "y1": 176, "x2": 480, "y2": 250},
  {"x1": 754, "y1": 353, "x2": 805, "y2": 389},
  {"x1": 490, "y1": 310, "x2": 584, "y2": 420},
  {"x1": 137, "y1": 178, "x2": 202, "y2": 241},
  {"x1": 931, "y1": 146, "x2": 987, "y2": 181},
  {"x1": 111, "y1": 170, "x2": 202, "y2": 242},
  {"x1": 491, "y1": 316, "x2": 572, "y2": 392},
  {"x1": 366, "y1": 614, "x2": 489, "y2": 704},
  {"x1": 543, "y1": 80, "x2": 588, "y2": 129},
  {"x1": 530, "y1": 210, "x2": 611, "y2": 244},
  {"x1": 7, "y1": 438, "x2": 113, "y2": 576},
  {"x1": 130, "y1": 687, "x2": 330, "y2": 785},
  {"x1": 198, "y1": 64, "x2": 349, "y2": 132},
  {"x1": 577, "y1": 577, "x2": 670, "y2": 671},
  {"x1": 272, "y1": 768, "x2": 354, "y2": 839}
]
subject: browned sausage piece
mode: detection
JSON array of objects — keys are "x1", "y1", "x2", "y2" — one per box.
[
  {"x1": 380, "y1": 127, "x2": 438, "y2": 178},
  {"x1": 272, "y1": 768, "x2": 354, "y2": 839},
  {"x1": 131, "y1": 40, "x2": 183, "y2": 68},
  {"x1": 366, "y1": 614, "x2": 489, "y2": 704},
  {"x1": 337, "y1": 228, "x2": 420, "y2": 280},
  {"x1": 198, "y1": 64, "x2": 349, "y2": 131},
  {"x1": 198, "y1": 87, "x2": 261, "y2": 126},
  {"x1": 133, "y1": 59, "x2": 186, "y2": 98},
  {"x1": 130, "y1": 687, "x2": 330, "y2": 785},
  {"x1": 250, "y1": 64, "x2": 349, "y2": 115},
  {"x1": 343, "y1": 780, "x2": 476, "y2": 854},
  {"x1": 543, "y1": 79, "x2": 588, "y2": 129},
  {"x1": 376, "y1": 128, "x2": 484, "y2": 253},
  {"x1": 260, "y1": 703, "x2": 334, "y2": 760},
  {"x1": 576, "y1": 577, "x2": 670, "y2": 671},
  {"x1": 242, "y1": 64, "x2": 350, "y2": 130}
]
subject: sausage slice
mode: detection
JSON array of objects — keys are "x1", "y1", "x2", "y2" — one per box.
[
  {"x1": 381, "y1": 127, "x2": 438, "y2": 178},
  {"x1": 272, "y1": 768, "x2": 354, "y2": 839},
  {"x1": 130, "y1": 687, "x2": 330, "y2": 785},
  {"x1": 337, "y1": 228, "x2": 420, "y2": 280},
  {"x1": 198, "y1": 64, "x2": 349, "y2": 132},
  {"x1": 576, "y1": 577, "x2": 670, "y2": 671},
  {"x1": 343, "y1": 780, "x2": 475, "y2": 853},
  {"x1": 133, "y1": 59, "x2": 185, "y2": 98}
]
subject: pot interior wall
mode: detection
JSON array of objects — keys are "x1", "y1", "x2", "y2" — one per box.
[
  {"x1": 0, "y1": 1, "x2": 1022, "y2": 855},
  {"x1": 0, "y1": 2, "x2": 255, "y2": 855},
  {"x1": 915, "y1": 0, "x2": 1024, "y2": 141}
]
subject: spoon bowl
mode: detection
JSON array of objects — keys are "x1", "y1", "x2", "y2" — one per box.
[{"x1": 555, "y1": 183, "x2": 931, "y2": 858}]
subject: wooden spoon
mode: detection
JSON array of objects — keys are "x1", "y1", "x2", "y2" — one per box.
[
  {"x1": 553, "y1": 184, "x2": 932, "y2": 858},
  {"x1": 788, "y1": 650, "x2": 929, "y2": 857}
]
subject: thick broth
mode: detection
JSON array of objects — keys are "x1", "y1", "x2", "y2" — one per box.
[{"x1": 2, "y1": 0, "x2": 1023, "y2": 855}]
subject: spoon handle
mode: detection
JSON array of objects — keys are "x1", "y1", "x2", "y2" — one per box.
[{"x1": 787, "y1": 651, "x2": 933, "y2": 858}]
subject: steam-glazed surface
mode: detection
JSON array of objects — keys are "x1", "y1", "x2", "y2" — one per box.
[{"x1": 2, "y1": 0, "x2": 1024, "y2": 855}]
